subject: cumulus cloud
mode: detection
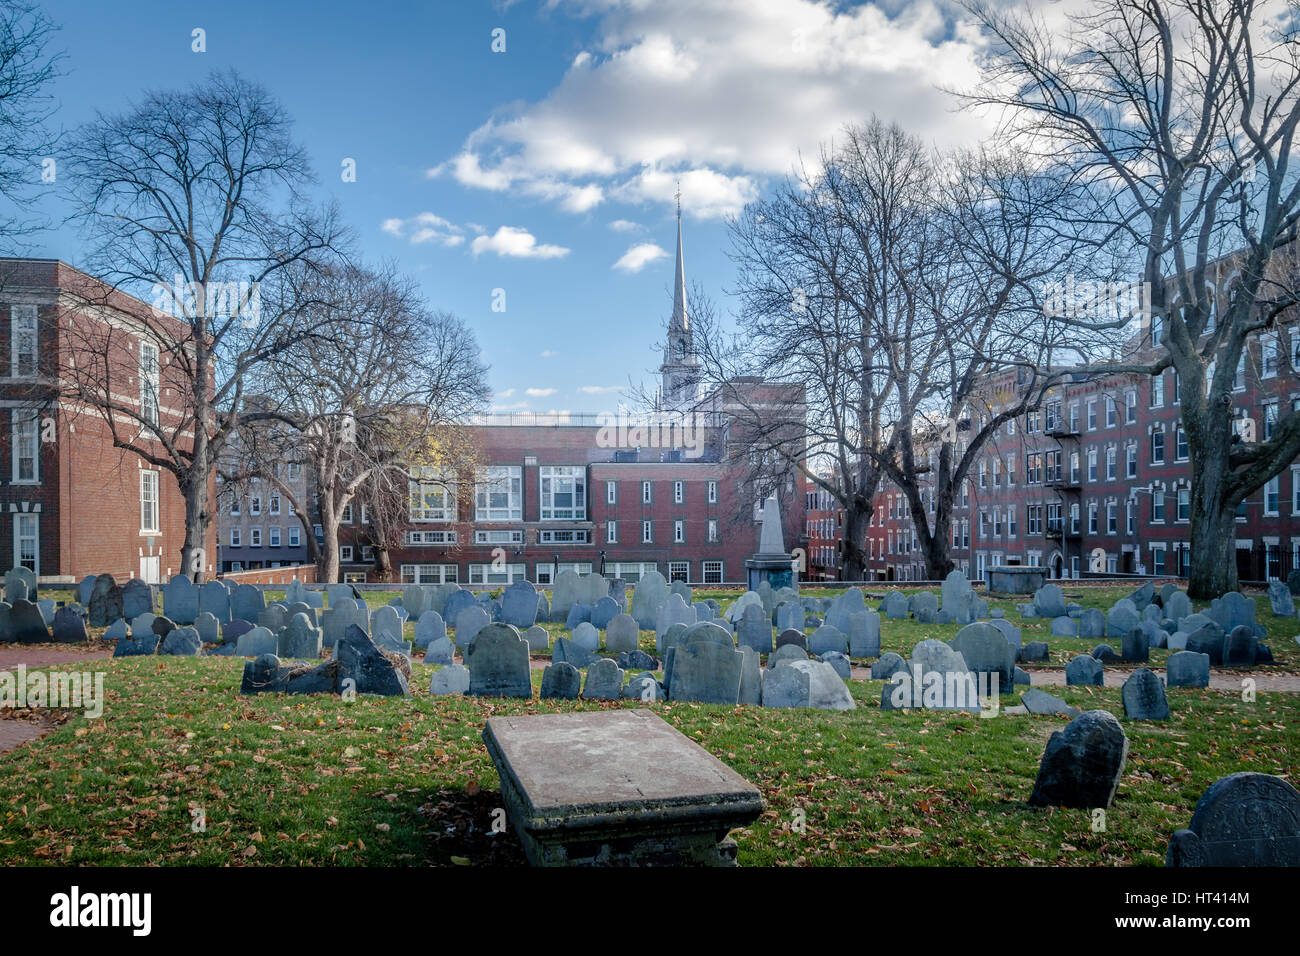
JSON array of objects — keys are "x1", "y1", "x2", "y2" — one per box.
[
  {"x1": 578, "y1": 384, "x2": 622, "y2": 394},
  {"x1": 381, "y1": 211, "x2": 465, "y2": 246},
  {"x1": 434, "y1": 0, "x2": 996, "y2": 220},
  {"x1": 609, "y1": 219, "x2": 642, "y2": 232},
  {"x1": 540, "y1": 350, "x2": 558, "y2": 358},
  {"x1": 526, "y1": 387, "x2": 557, "y2": 397},
  {"x1": 612, "y1": 242, "x2": 668, "y2": 273},
  {"x1": 470, "y1": 226, "x2": 570, "y2": 259}
]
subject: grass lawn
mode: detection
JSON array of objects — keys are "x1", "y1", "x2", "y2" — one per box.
[{"x1": 0, "y1": 582, "x2": 1294, "y2": 866}]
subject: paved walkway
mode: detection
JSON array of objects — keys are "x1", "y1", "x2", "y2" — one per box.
[
  {"x1": 0, "y1": 646, "x2": 112, "y2": 670},
  {"x1": 0, "y1": 720, "x2": 53, "y2": 753}
]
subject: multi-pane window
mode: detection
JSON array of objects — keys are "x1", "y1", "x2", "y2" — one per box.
[
  {"x1": 1153, "y1": 491, "x2": 1165, "y2": 521},
  {"x1": 1262, "y1": 334, "x2": 1279, "y2": 378},
  {"x1": 1151, "y1": 430, "x2": 1165, "y2": 464},
  {"x1": 642, "y1": 481, "x2": 652, "y2": 504},
  {"x1": 249, "y1": 527, "x2": 262, "y2": 547},
  {"x1": 475, "y1": 466, "x2": 522, "y2": 521},
  {"x1": 673, "y1": 480, "x2": 683, "y2": 504},
  {"x1": 269, "y1": 493, "x2": 280, "y2": 515},
  {"x1": 702, "y1": 561, "x2": 723, "y2": 584},
  {"x1": 14, "y1": 513, "x2": 37, "y2": 573},
  {"x1": 1176, "y1": 425, "x2": 1189, "y2": 460},
  {"x1": 1105, "y1": 396, "x2": 1117, "y2": 427},
  {"x1": 707, "y1": 480, "x2": 717, "y2": 503},
  {"x1": 673, "y1": 520, "x2": 685, "y2": 543},
  {"x1": 707, "y1": 518, "x2": 718, "y2": 541},
  {"x1": 1125, "y1": 390, "x2": 1137, "y2": 423},
  {"x1": 642, "y1": 520, "x2": 653, "y2": 543},
  {"x1": 230, "y1": 528, "x2": 241, "y2": 547},
  {"x1": 1151, "y1": 374, "x2": 1164, "y2": 407},
  {"x1": 606, "y1": 480, "x2": 616, "y2": 504},
  {"x1": 1126, "y1": 445, "x2": 1138, "y2": 480},
  {"x1": 1088, "y1": 503, "x2": 1098, "y2": 534},
  {"x1": 12, "y1": 409, "x2": 38, "y2": 482},
  {"x1": 410, "y1": 469, "x2": 455, "y2": 521},
  {"x1": 269, "y1": 526, "x2": 281, "y2": 547},
  {"x1": 10, "y1": 304, "x2": 37, "y2": 376},
  {"x1": 1107, "y1": 503, "x2": 1117, "y2": 533},
  {"x1": 1266, "y1": 476, "x2": 1281, "y2": 516},
  {"x1": 140, "y1": 469, "x2": 159, "y2": 533},
  {"x1": 288, "y1": 526, "x2": 301, "y2": 547},
  {"x1": 469, "y1": 563, "x2": 526, "y2": 585},
  {"x1": 540, "y1": 466, "x2": 586, "y2": 520},
  {"x1": 1263, "y1": 402, "x2": 1279, "y2": 440},
  {"x1": 1177, "y1": 488, "x2": 1191, "y2": 521},
  {"x1": 139, "y1": 342, "x2": 160, "y2": 427},
  {"x1": 250, "y1": 495, "x2": 262, "y2": 516},
  {"x1": 400, "y1": 564, "x2": 459, "y2": 585},
  {"x1": 607, "y1": 521, "x2": 617, "y2": 543},
  {"x1": 1087, "y1": 401, "x2": 1097, "y2": 430}
]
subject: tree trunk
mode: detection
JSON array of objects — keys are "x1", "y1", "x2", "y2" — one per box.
[
  {"x1": 841, "y1": 504, "x2": 870, "y2": 581},
  {"x1": 921, "y1": 518, "x2": 955, "y2": 581},
  {"x1": 179, "y1": 471, "x2": 210, "y2": 583},
  {"x1": 1187, "y1": 461, "x2": 1239, "y2": 599}
]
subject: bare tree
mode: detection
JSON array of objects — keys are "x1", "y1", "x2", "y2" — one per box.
[
  {"x1": 961, "y1": 0, "x2": 1300, "y2": 596},
  {"x1": 234, "y1": 263, "x2": 489, "y2": 584},
  {"x1": 59, "y1": 70, "x2": 348, "y2": 580},
  {"x1": 0, "y1": 1, "x2": 61, "y2": 250}
]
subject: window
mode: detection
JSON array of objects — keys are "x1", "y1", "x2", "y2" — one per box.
[
  {"x1": 1027, "y1": 505, "x2": 1042, "y2": 535},
  {"x1": 1007, "y1": 506, "x2": 1017, "y2": 537},
  {"x1": 1263, "y1": 402, "x2": 1279, "y2": 440},
  {"x1": 538, "y1": 529, "x2": 590, "y2": 545},
  {"x1": 11, "y1": 409, "x2": 38, "y2": 483},
  {"x1": 1151, "y1": 374, "x2": 1165, "y2": 407},
  {"x1": 979, "y1": 461, "x2": 987, "y2": 488},
  {"x1": 139, "y1": 342, "x2": 159, "y2": 427},
  {"x1": 1152, "y1": 547, "x2": 1166, "y2": 576},
  {"x1": 269, "y1": 526, "x2": 281, "y2": 547},
  {"x1": 992, "y1": 458, "x2": 1001, "y2": 486},
  {"x1": 1087, "y1": 400, "x2": 1097, "y2": 430},
  {"x1": 340, "y1": 545, "x2": 354, "y2": 562},
  {"x1": 469, "y1": 563, "x2": 526, "y2": 585},
  {"x1": 1088, "y1": 503, "x2": 1098, "y2": 534},
  {"x1": 1126, "y1": 445, "x2": 1138, "y2": 480},
  {"x1": 668, "y1": 561, "x2": 689, "y2": 583},
  {"x1": 1266, "y1": 476, "x2": 1280, "y2": 516},
  {"x1": 674, "y1": 520, "x2": 685, "y2": 543},
  {"x1": 408, "y1": 529, "x2": 457, "y2": 545},
  {"x1": 287, "y1": 462, "x2": 301, "y2": 480},
  {"x1": 1233, "y1": 353, "x2": 1246, "y2": 391},
  {"x1": 400, "y1": 564, "x2": 459, "y2": 585},
  {"x1": 673, "y1": 480, "x2": 684, "y2": 504},
  {"x1": 1176, "y1": 425, "x2": 1189, "y2": 461},
  {"x1": 540, "y1": 465, "x2": 586, "y2": 520},
  {"x1": 1106, "y1": 447, "x2": 1116, "y2": 480},
  {"x1": 707, "y1": 480, "x2": 717, "y2": 504},
  {"x1": 641, "y1": 481, "x2": 652, "y2": 504},
  {"x1": 10, "y1": 303, "x2": 37, "y2": 376},
  {"x1": 474, "y1": 529, "x2": 524, "y2": 545},
  {"x1": 1153, "y1": 491, "x2": 1165, "y2": 522},
  {"x1": 249, "y1": 527, "x2": 262, "y2": 547},
  {"x1": 607, "y1": 521, "x2": 617, "y2": 543},
  {"x1": 410, "y1": 468, "x2": 455, "y2": 521},
  {"x1": 1026, "y1": 453, "x2": 1042, "y2": 484},
  {"x1": 288, "y1": 526, "x2": 300, "y2": 547},
  {"x1": 702, "y1": 560, "x2": 723, "y2": 584},
  {"x1": 1125, "y1": 390, "x2": 1137, "y2": 423},
  {"x1": 1105, "y1": 396, "x2": 1116, "y2": 427},
  {"x1": 1106, "y1": 503, "x2": 1117, "y2": 534},
  {"x1": 707, "y1": 518, "x2": 718, "y2": 542},
  {"x1": 340, "y1": 503, "x2": 351, "y2": 523},
  {"x1": 1006, "y1": 455, "x2": 1016, "y2": 486},
  {"x1": 269, "y1": 493, "x2": 280, "y2": 515},
  {"x1": 140, "y1": 470, "x2": 159, "y2": 533},
  {"x1": 230, "y1": 495, "x2": 240, "y2": 516},
  {"x1": 1177, "y1": 488, "x2": 1190, "y2": 521},
  {"x1": 1151, "y1": 430, "x2": 1165, "y2": 465},
  {"x1": 1126, "y1": 501, "x2": 1135, "y2": 535},
  {"x1": 1262, "y1": 334, "x2": 1279, "y2": 378},
  {"x1": 642, "y1": 520, "x2": 653, "y2": 543},
  {"x1": 606, "y1": 480, "x2": 617, "y2": 504},
  {"x1": 14, "y1": 512, "x2": 37, "y2": 574},
  {"x1": 250, "y1": 496, "x2": 262, "y2": 517},
  {"x1": 230, "y1": 528, "x2": 241, "y2": 547},
  {"x1": 475, "y1": 466, "x2": 522, "y2": 521}
]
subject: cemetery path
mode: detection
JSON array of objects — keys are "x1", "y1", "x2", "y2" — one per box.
[
  {"x1": 849, "y1": 665, "x2": 1300, "y2": 692},
  {"x1": 0, "y1": 720, "x2": 54, "y2": 753},
  {"x1": 0, "y1": 646, "x2": 113, "y2": 670}
]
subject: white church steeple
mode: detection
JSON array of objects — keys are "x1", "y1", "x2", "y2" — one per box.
[{"x1": 658, "y1": 186, "x2": 701, "y2": 410}]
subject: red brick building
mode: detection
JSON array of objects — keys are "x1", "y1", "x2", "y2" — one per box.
[
  {"x1": 808, "y1": 263, "x2": 1300, "y2": 584},
  {"x1": 0, "y1": 258, "x2": 215, "y2": 584}
]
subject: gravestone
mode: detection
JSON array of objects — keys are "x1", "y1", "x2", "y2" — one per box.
[
  {"x1": 761, "y1": 663, "x2": 810, "y2": 709},
  {"x1": 1167, "y1": 773, "x2": 1300, "y2": 867},
  {"x1": 370, "y1": 606, "x2": 405, "y2": 652},
  {"x1": 807, "y1": 624, "x2": 847, "y2": 656},
  {"x1": 950, "y1": 622, "x2": 1015, "y2": 692},
  {"x1": 738, "y1": 646, "x2": 761, "y2": 705},
  {"x1": 669, "y1": 641, "x2": 742, "y2": 705},
  {"x1": 564, "y1": 603, "x2": 591, "y2": 630},
  {"x1": 1018, "y1": 641, "x2": 1049, "y2": 663},
  {"x1": 1028, "y1": 710, "x2": 1129, "y2": 809},
  {"x1": 1107, "y1": 601, "x2": 1140, "y2": 639},
  {"x1": 120, "y1": 579, "x2": 153, "y2": 620},
  {"x1": 163, "y1": 575, "x2": 199, "y2": 625},
  {"x1": 1033, "y1": 584, "x2": 1067, "y2": 619},
  {"x1": 335, "y1": 623, "x2": 409, "y2": 696},
  {"x1": 775, "y1": 628, "x2": 807, "y2": 651},
  {"x1": 199, "y1": 580, "x2": 231, "y2": 624},
  {"x1": 258, "y1": 604, "x2": 288, "y2": 633},
  {"x1": 235, "y1": 625, "x2": 278, "y2": 657},
  {"x1": 129, "y1": 612, "x2": 155, "y2": 638},
  {"x1": 326, "y1": 583, "x2": 357, "y2": 608},
  {"x1": 88, "y1": 574, "x2": 124, "y2": 627},
  {"x1": 442, "y1": 588, "x2": 478, "y2": 627},
  {"x1": 604, "y1": 613, "x2": 639, "y2": 653},
  {"x1": 1127, "y1": 581, "x2": 1155, "y2": 611},
  {"x1": 286, "y1": 579, "x2": 308, "y2": 605},
  {"x1": 1021, "y1": 688, "x2": 1082, "y2": 718},
  {"x1": 194, "y1": 611, "x2": 220, "y2": 645},
  {"x1": 425, "y1": 636, "x2": 455, "y2": 666},
  {"x1": 582, "y1": 659, "x2": 624, "y2": 700},
  {"x1": 1078, "y1": 608, "x2": 1106, "y2": 640},
  {"x1": 788, "y1": 659, "x2": 856, "y2": 710},
  {"x1": 1222, "y1": 625, "x2": 1258, "y2": 666},
  {"x1": 618, "y1": 649, "x2": 658, "y2": 671},
  {"x1": 1207, "y1": 591, "x2": 1256, "y2": 635},
  {"x1": 466, "y1": 624, "x2": 532, "y2": 698},
  {"x1": 51, "y1": 606, "x2": 88, "y2": 643},
  {"x1": 160, "y1": 626, "x2": 203, "y2": 656},
  {"x1": 222, "y1": 618, "x2": 253, "y2": 645},
  {"x1": 1122, "y1": 667, "x2": 1170, "y2": 720},
  {"x1": 278, "y1": 613, "x2": 322, "y2": 659},
  {"x1": 871, "y1": 652, "x2": 905, "y2": 681},
  {"x1": 321, "y1": 599, "x2": 369, "y2": 649},
  {"x1": 1091, "y1": 643, "x2": 1123, "y2": 665},
  {"x1": 10, "y1": 599, "x2": 48, "y2": 643},
  {"x1": 768, "y1": 644, "x2": 808, "y2": 669},
  {"x1": 654, "y1": 593, "x2": 696, "y2": 650},
  {"x1": 989, "y1": 618, "x2": 1022, "y2": 651},
  {"x1": 1164, "y1": 590, "x2": 1192, "y2": 627},
  {"x1": 77, "y1": 574, "x2": 97, "y2": 605},
  {"x1": 880, "y1": 590, "x2": 909, "y2": 620},
  {"x1": 112, "y1": 630, "x2": 158, "y2": 657},
  {"x1": 825, "y1": 588, "x2": 865, "y2": 633},
  {"x1": 413, "y1": 611, "x2": 446, "y2": 649},
  {"x1": 737, "y1": 603, "x2": 773, "y2": 654},
  {"x1": 941, "y1": 569, "x2": 975, "y2": 624},
  {"x1": 819, "y1": 651, "x2": 851, "y2": 681},
  {"x1": 1167, "y1": 650, "x2": 1211, "y2": 688},
  {"x1": 454, "y1": 605, "x2": 490, "y2": 649},
  {"x1": 1289, "y1": 570, "x2": 1300, "y2": 596},
  {"x1": 401, "y1": 584, "x2": 428, "y2": 620},
  {"x1": 1186, "y1": 621, "x2": 1226, "y2": 665},
  {"x1": 629, "y1": 572, "x2": 670, "y2": 632},
  {"x1": 524, "y1": 624, "x2": 550, "y2": 652},
  {"x1": 572, "y1": 621, "x2": 600, "y2": 652},
  {"x1": 541, "y1": 662, "x2": 582, "y2": 700},
  {"x1": 230, "y1": 584, "x2": 265, "y2": 623},
  {"x1": 4, "y1": 566, "x2": 34, "y2": 603},
  {"x1": 429, "y1": 664, "x2": 470, "y2": 696},
  {"x1": 1121, "y1": 627, "x2": 1150, "y2": 663},
  {"x1": 910, "y1": 591, "x2": 939, "y2": 624},
  {"x1": 776, "y1": 602, "x2": 804, "y2": 634},
  {"x1": 1065, "y1": 654, "x2": 1104, "y2": 686},
  {"x1": 553, "y1": 637, "x2": 600, "y2": 668},
  {"x1": 550, "y1": 569, "x2": 584, "y2": 624},
  {"x1": 590, "y1": 596, "x2": 621, "y2": 630},
  {"x1": 847, "y1": 610, "x2": 881, "y2": 657},
  {"x1": 1050, "y1": 616, "x2": 1077, "y2": 637},
  {"x1": 624, "y1": 674, "x2": 664, "y2": 701}
]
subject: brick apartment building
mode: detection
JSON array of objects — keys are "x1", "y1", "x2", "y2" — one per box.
[
  {"x1": 807, "y1": 258, "x2": 1300, "y2": 584},
  {"x1": 317, "y1": 212, "x2": 806, "y2": 587},
  {"x1": 0, "y1": 258, "x2": 215, "y2": 583}
]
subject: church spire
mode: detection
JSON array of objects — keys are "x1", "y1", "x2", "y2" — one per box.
[{"x1": 670, "y1": 182, "x2": 688, "y2": 335}]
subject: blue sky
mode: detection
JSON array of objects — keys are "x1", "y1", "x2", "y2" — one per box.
[{"x1": 22, "y1": 0, "x2": 1004, "y2": 413}]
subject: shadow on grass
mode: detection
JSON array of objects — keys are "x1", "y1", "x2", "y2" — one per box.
[{"x1": 353, "y1": 787, "x2": 528, "y2": 867}]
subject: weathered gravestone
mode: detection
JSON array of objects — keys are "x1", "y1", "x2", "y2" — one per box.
[
  {"x1": 429, "y1": 664, "x2": 470, "y2": 696},
  {"x1": 1167, "y1": 772, "x2": 1300, "y2": 867},
  {"x1": 572, "y1": 621, "x2": 600, "y2": 652},
  {"x1": 848, "y1": 610, "x2": 881, "y2": 657},
  {"x1": 870, "y1": 652, "x2": 905, "y2": 681},
  {"x1": 371, "y1": 605, "x2": 409, "y2": 654},
  {"x1": 738, "y1": 646, "x2": 761, "y2": 705},
  {"x1": 541, "y1": 661, "x2": 582, "y2": 700},
  {"x1": 235, "y1": 625, "x2": 278, "y2": 657},
  {"x1": 950, "y1": 622, "x2": 1015, "y2": 692},
  {"x1": 604, "y1": 613, "x2": 639, "y2": 653},
  {"x1": 655, "y1": 593, "x2": 696, "y2": 650},
  {"x1": 454, "y1": 605, "x2": 490, "y2": 649},
  {"x1": 1107, "y1": 600, "x2": 1140, "y2": 639},
  {"x1": 523, "y1": 624, "x2": 549, "y2": 652},
  {"x1": 466, "y1": 624, "x2": 532, "y2": 698},
  {"x1": 120, "y1": 579, "x2": 153, "y2": 620},
  {"x1": 880, "y1": 590, "x2": 909, "y2": 620},
  {"x1": 1050, "y1": 616, "x2": 1077, "y2": 637},
  {"x1": 1065, "y1": 654, "x2": 1104, "y2": 686},
  {"x1": 4, "y1": 566, "x2": 35, "y2": 603},
  {"x1": 1033, "y1": 584, "x2": 1067, "y2": 619},
  {"x1": 590, "y1": 595, "x2": 621, "y2": 630},
  {"x1": 10, "y1": 599, "x2": 48, "y2": 643},
  {"x1": 481, "y1": 709, "x2": 764, "y2": 866},
  {"x1": 1167, "y1": 650, "x2": 1211, "y2": 688},
  {"x1": 230, "y1": 584, "x2": 265, "y2": 623},
  {"x1": 88, "y1": 574, "x2": 124, "y2": 627},
  {"x1": 425, "y1": 636, "x2": 455, "y2": 666},
  {"x1": 941, "y1": 569, "x2": 975, "y2": 624},
  {"x1": 278, "y1": 613, "x2": 322, "y2": 659},
  {"x1": 775, "y1": 628, "x2": 807, "y2": 651},
  {"x1": 1121, "y1": 627, "x2": 1150, "y2": 663},
  {"x1": 413, "y1": 611, "x2": 446, "y2": 649},
  {"x1": 807, "y1": 624, "x2": 847, "y2": 656},
  {"x1": 335, "y1": 623, "x2": 409, "y2": 696},
  {"x1": 160, "y1": 626, "x2": 203, "y2": 656},
  {"x1": 1223, "y1": 625, "x2": 1259, "y2": 666},
  {"x1": 112, "y1": 629, "x2": 158, "y2": 657},
  {"x1": 442, "y1": 588, "x2": 478, "y2": 627},
  {"x1": 1078, "y1": 608, "x2": 1106, "y2": 640},
  {"x1": 1122, "y1": 667, "x2": 1170, "y2": 720},
  {"x1": 582, "y1": 658, "x2": 624, "y2": 700},
  {"x1": 52, "y1": 605, "x2": 88, "y2": 643},
  {"x1": 198, "y1": 581, "x2": 231, "y2": 624},
  {"x1": 1028, "y1": 710, "x2": 1129, "y2": 809},
  {"x1": 910, "y1": 591, "x2": 939, "y2": 624},
  {"x1": 553, "y1": 636, "x2": 601, "y2": 668},
  {"x1": 163, "y1": 575, "x2": 199, "y2": 625},
  {"x1": 193, "y1": 611, "x2": 220, "y2": 645},
  {"x1": 737, "y1": 603, "x2": 773, "y2": 654},
  {"x1": 669, "y1": 641, "x2": 742, "y2": 705}
]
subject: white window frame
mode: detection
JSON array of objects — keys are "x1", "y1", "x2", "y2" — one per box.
[
  {"x1": 707, "y1": 480, "x2": 717, "y2": 504},
  {"x1": 540, "y1": 465, "x2": 586, "y2": 520},
  {"x1": 11, "y1": 408, "x2": 38, "y2": 484},
  {"x1": 14, "y1": 512, "x2": 37, "y2": 574},
  {"x1": 10, "y1": 303, "x2": 37, "y2": 377},
  {"x1": 409, "y1": 467, "x2": 456, "y2": 522},
  {"x1": 607, "y1": 521, "x2": 617, "y2": 544},
  {"x1": 674, "y1": 519, "x2": 685, "y2": 543},
  {"x1": 288, "y1": 525, "x2": 301, "y2": 547},
  {"x1": 702, "y1": 560, "x2": 723, "y2": 584},
  {"x1": 642, "y1": 519, "x2": 653, "y2": 543},
  {"x1": 230, "y1": 528, "x2": 241, "y2": 548},
  {"x1": 475, "y1": 465, "x2": 522, "y2": 521},
  {"x1": 140, "y1": 469, "x2": 160, "y2": 533}
]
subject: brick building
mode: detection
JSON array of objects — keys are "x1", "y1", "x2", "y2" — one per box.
[
  {"x1": 328, "y1": 212, "x2": 805, "y2": 586},
  {"x1": 808, "y1": 260, "x2": 1300, "y2": 584},
  {"x1": 0, "y1": 258, "x2": 215, "y2": 583}
]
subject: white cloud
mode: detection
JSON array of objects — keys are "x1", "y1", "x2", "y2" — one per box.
[
  {"x1": 540, "y1": 350, "x2": 558, "y2": 358},
  {"x1": 435, "y1": 0, "x2": 996, "y2": 220},
  {"x1": 381, "y1": 211, "x2": 465, "y2": 247},
  {"x1": 609, "y1": 219, "x2": 642, "y2": 232},
  {"x1": 496, "y1": 388, "x2": 516, "y2": 398},
  {"x1": 612, "y1": 242, "x2": 668, "y2": 273},
  {"x1": 492, "y1": 400, "x2": 529, "y2": 411},
  {"x1": 578, "y1": 385, "x2": 622, "y2": 394},
  {"x1": 526, "y1": 387, "x2": 557, "y2": 397},
  {"x1": 470, "y1": 226, "x2": 570, "y2": 259}
]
